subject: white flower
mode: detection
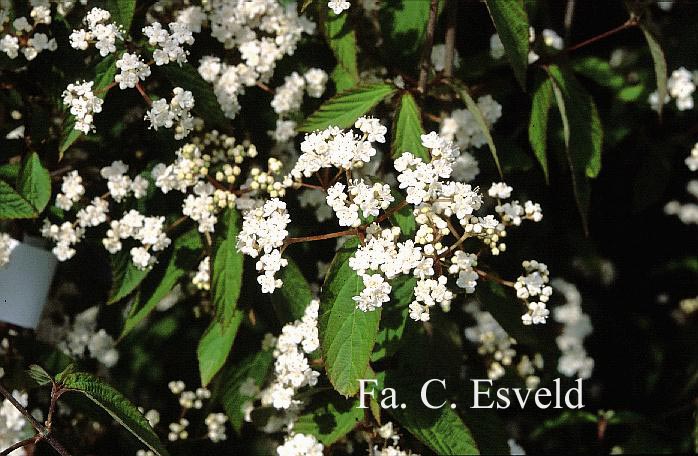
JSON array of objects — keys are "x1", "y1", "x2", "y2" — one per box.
[
  {"x1": 521, "y1": 301, "x2": 550, "y2": 325},
  {"x1": 115, "y1": 53, "x2": 152, "y2": 89},
  {"x1": 0, "y1": 35, "x2": 19, "y2": 59},
  {"x1": 278, "y1": 433, "x2": 324, "y2": 456},
  {"x1": 304, "y1": 68, "x2": 328, "y2": 98},
  {"x1": 144, "y1": 88, "x2": 195, "y2": 139},
  {"x1": 328, "y1": 0, "x2": 350, "y2": 15},
  {"x1": 271, "y1": 72, "x2": 305, "y2": 115},
  {"x1": 130, "y1": 246, "x2": 154, "y2": 269},
  {"x1": 354, "y1": 274, "x2": 392, "y2": 311},
  {"x1": 205, "y1": 413, "x2": 228, "y2": 443},
  {"x1": 488, "y1": 182, "x2": 513, "y2": 199},
  {"x1": 62, "y1": 80, "x2": 103, "y2": 134},
  {"x1": 56, "y1": 170, "x2": 85, "y2": 210},
  {"x1": 431, "y1": 43, "x2": 461, "y2": 72},
  {"x1": 144, "y1": 21, "x2": 194, "y2": 66},
  {"x1": 490, "y1": 34, "x2": 505, "y2": 59},
  {"x1": 542, "y1": 29, "x2": 564, "y2": 50},
  {"x1": 193, "y1": 257, "x2": 210, "y2": 290},
  {"x1": 0, "y1": 233, "x2": 17, "y2": 268}
]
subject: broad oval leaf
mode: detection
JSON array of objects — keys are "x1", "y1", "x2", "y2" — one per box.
[
  {"x1": 105, "y1": 0, "x2": 136, "y2": 31},
  {"x1": 198, "y1": 208, "x2": 245, "y2": 385},
  {"x1": 298, "y1": 83, "x2": 397, "y2": 132},
  {"x1": 59, "y1": 372, "x2": 169, "y2": 456},
  {"x1": 271, "y1": 257, "x2": 314, "y2": 323},
  {"x1": 485, "y1": 0, "x2": 530, "y2": 89},
  {"x1": 392, "y1": 92, "x2": 429, "y2": 161},
  {"x1": 0, "y1": 152, "x2": 50, "y2": 220},
  {"x1": 319, "y1": 238, "x2": 381, "y2": 397}
]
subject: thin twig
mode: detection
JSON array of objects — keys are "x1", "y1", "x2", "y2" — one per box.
[
  {"x1": 283, "y1": 229, "x2": 357, "y2": 250},
  {"x1": 417, "y1": 0, "x2": 440, "y2": 93},
  {"x1": 443, "y1": 0, "x2": 458, "y2": 78},
  {"x1": 1, "y1": 436, "x2": 38, "y2": 456},
  {"x1": 566, "y1": 17, "x2": 639, "y2": 53},
  {"x1": 374, "y1": 200, "x2": 408, "y2": 224},
  {"x1": 475, "y1": 269, "x2": 515, "y2": 288}
]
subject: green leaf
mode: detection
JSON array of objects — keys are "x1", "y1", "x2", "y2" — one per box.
[
  {"x1": 18, "y1": 152, "x2": 51, "y2": 214},
  {"x1": 59, "y1": 372, "x2": 169, "y2": 456},
  {"x1": 105, "y1": 0, "x2": 136, "y2": 31},
  {"x1": 0, "y1": 163, "x2": 19, "y2": 181},
  {"x1": 27, "y1": 365, "x2": 53, "y2": 386},
  {"x1": 546, "y1": 64, "x2": 603, "y2": 232},
  {"x1": 298, "y1": 83, "x2": 396, "y2": 132},
  {"x1": 392, "y1": 93, "x2": 429, "y2": 161},
  {"x1": 293, "y1": 391, "x2": 365, "y2": 445},
  {"x1": 323, "y1": 8, "x2": 359, "y2": 92},
  {"x1": 271, "y1": 257, "x2": 314, "y2": 323},
  {"x1": 572, "y1": 56, "x2": 625, "y2": 91},
  {"x1": 371, "y1": 276, "x2": 415, "y2": 362},
  {"x1": 529, "y1": 76, "x2": 554, "y2": 182},
  {"x1": 379, "y1": 0, "x2": 435, "y2": 67},
  {"x1": 484, "y1": 0, "x2": 530, "y2": 88},
  {"x1": 198, "y1": 208, "x2": 244, "y2": 385},
  {"x1": 60, "y1": 54, "x2": 118, "y2": 157},
  {"x1": 120, "y1": 228, "x2": 202, "y2": 337},
  {"x1": 0, "y1": 152, "x2": 50, "y2": 220},
  {"x1": 639, "y1": 22, "x2": 668, "y2": 118},
  {"x1": 388, "y1": 191, "x2": 416, "y2": 238},
  {"x1": 157, "y1": 63, "x2": 229, "y2": 129},
  {"x1": 220, "y1": 349, "x2": 274, "y2": 433},
  {"x1": 453, "y1": 82, "x2": 503, "y2": 177},
  {"x1": 108, "y1": 249, "x2": 151, "y2": 304},
  {"x1": 319, "y1": 238, "x2": 381, "y2": 397}
]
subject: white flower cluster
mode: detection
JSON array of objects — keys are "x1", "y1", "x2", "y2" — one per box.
[
  {"x1": 665, "y1": 143, "x2": 698, "y2": 225},
  {"x1": 0, "y1": 232, "x2": 16, "y2": 268},
  {"x1": 650, "y1": 67, "x2": 697, "y2": 111},
  {"x1": 115, "y1": 52, "x2": 151, "y2": 89},
  {"x1": 69, "y1": 8, "x2": 124, "y2": 56},
  {"x1": 0, "y1": 390, "x2": 32, "y2": 456},
  {"x1": 144, "y1": 87, "x2": 195, "y2": 139},
  {"x1": 372, "y1": 421, "x2": 419, "y2": 456},
  {"x1": 440, "y1": 95, "x2": 502, "y2": 151},
  {"x1": 55, "y1": 170, "x2": 85, "y2": 210},
  {"x1": 100, "y1": 160, "x2": 149, "y2": 202},
  {"x1": 552, "y1": 279, "x2": 594, "y2": 379},
  {"x1": 328, "y1": 0, "x2": 351, "y2": 15},
  {"x1": 193, "y1": 256, "x2": 210, "y2": 290},
  {"x1": 168, "y1": 381, "x2": 211, "y2": 410},
  {"x1": 272, "y1": 69, "x2": 328, "y2": 116},
  {"x1": 277, "y1": 433, "x2": 324, "y2": 456},
  {"x1": 464, "y1": 301, "x2": 517, "y2": 380},
  {"x1": 61, "y1": 81, "x2": 103, "y2": 134},
  {"x1": 0, "y1": 5, "x2": 57, "y2": 61},
  {"x1": 290, "y1": 116, "x2": 386, "y2": 179},
  {"x1": 237, "y1": 199, "x2": 291, "y2": 293},
  {"x1": 103, "y1": 210, "x2": 171, "y2": 269},
  {"x1": 259, "y1": 300, "x2": 320, "y2": 410},
  {"x1": 198, "y1": 0, "x2": 315, "y2": 119},
  {"x1": 205, "y1": 413, "x2": 228, "y2": 442},
  {"x1": 515, "y1": 260, "x2": 552, "y2": 325},
  {"x1": 327, "y1": 180, "x2": 394, "y2": 227},
  {"x1": 160, "y1": 381, "x2": 228, "y2": 444},
  {"x1": 37, "y1": 306, "x2": 119, "y2": 367},
  {"x1": 143, "y1": 21, "x2": 194, "y2": 66}
]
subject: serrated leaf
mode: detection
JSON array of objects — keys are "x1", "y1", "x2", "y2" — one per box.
[
  {"x1": 220, "y1": 349, "x2": 274, "y2": 433},
  {"x1": 120, "y1": 228, "x2": 202, "y2": 337},
  {"x1": 271, "y1": 257, "x2": 314, "y2": 323},
  {"x1": 27, "y1": 365, "x2": 53, "y2": 386},
  {"x1": 59, "y1": 372, "x2": 169, "y2": 456},
  {"x1": 0, "y1": 152, "x2": 50, "y2": 220},
  {"x1": 157, "y1": 63, "x2": 229, "y2": 129},
  {"x1": 293, "y1": 391, "x2": 365, "y2": 445},
  {"x1": 198, "y1": 208, "x2": 244, "y2": 385},
  {"x1": 105, "y1": 0, "x2": 136, "y2": 31},
  {"x1": 60, "y1": 54, "x2": 118, "y2": 157},
  {"x1": 529, "y1": 76, "x2": 553, "y2": 182},
  {"x1": 546, "y1": 64, "x2": 603, "y2": 233},
  {"x1": 319, "y1": 238, "x2": 381, "y2": 397},
  {"x1": 392, "y1": 93, "x2": 428, "y2": 160},
  {"x1": 371, "y1": 276, "x2": 415, "y2": 362},
  {"x1": 484, "y1": 0, "x2": 530, "y2": 89},
  {"x1": 108, "y1": 249, "x2": 152, "y2": 304},
  {"x1": 453, "y1": 82, "x2": 503, "y2": 177},
  {"x1": 299, "y1": 83, "x2": 396, "y2": 132},
  {"x1": 639, "y1": 22, "x2": 668, "y2": 118},
  {"x1": 323, "y1": 7, "x2": 359, "y2": 92},
  {"x1": 56, "y1": 372, "x2": 157, "y2": 443}
]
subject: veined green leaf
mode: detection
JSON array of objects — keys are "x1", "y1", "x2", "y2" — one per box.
[
  {"x1": 105, "y1": 0, "x2": 136, "y2": 31},
  {"x1": 546, "y1": 64, "x2": 603, "y2": 232},
  {"x1": 484, "y1": 0, "x2": 530, "y2": 89},
  {"x1": 120, "y1": 228, "x2": 202, "y2": 337},
  {"x1": 299, "y1": 83, "x2": 397, "y2": 132},
  {"x1": 639, "y1": 23, "x2": 668, "y2": 118},
  {"x1": 319, "y1": 238, "x2": 381, "y2": 397},
  {"x1": 392, "y1": 92, "x2": 429, "y2": 161},
  {"x1": 108, "y1": 249, "x2": 152, "y2": 304},
  {"x1": 293, "y1": 391, "x2": 365, "y2": 445},
  {"x1": 371, "y1": 276, "x2": 415, "y2": 362},
  {"x1": 529, "y1": 76, "x2": 554, "y2": 182},
  {"x1": 271, "y1": 257, "x2": 314, "y2": 323},
  {"x1": 27, "y1": 365, "x2": 53, "y2": 386},
  {"x1": 0, "y1": 152, "x2": 50, "y2": 220},
  {"x1": 198, "y1": 208, "x2": 244, "y2": 385},
  {"x1": 220, "y1": 349, "x2": 274, "y2": 433},
  {"x1": 323, "y1": 7, "x2": 359, "y2": 91},
  {"x1": 58, "y1": 372, "x2": 169, "y2": 456}
]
